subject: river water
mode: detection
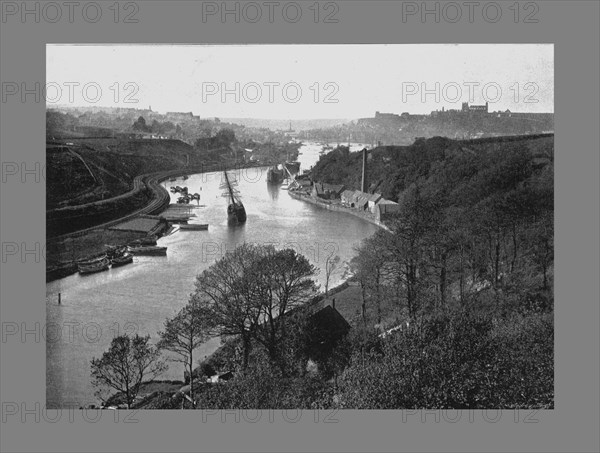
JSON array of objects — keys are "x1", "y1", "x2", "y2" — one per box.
[{"x1": 46, "y1": 141, "x2": 377, "y2": 408}]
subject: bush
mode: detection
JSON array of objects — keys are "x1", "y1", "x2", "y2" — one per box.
[
  {"x1": 337, "y1": 310, "x2": 553, "y2": 409},
  {"x1": 194, "y1": 364, "x2": 334, "y2": 409}
]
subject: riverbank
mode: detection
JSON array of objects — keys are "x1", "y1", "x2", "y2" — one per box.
[
  {"x1": 46, "y1": 161, "x2": 262, "y2": 282},
  {"x1": 287, "y1": 189, "x2": 390, "y2": 231}
]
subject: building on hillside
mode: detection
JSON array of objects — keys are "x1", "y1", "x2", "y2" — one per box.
[
  {"x1": 312, "y1": 183, "x2": 326, "y2": 198},
  {"x1": 302, "y1": 300, "x2": 351, "y2": 371},
  {"x1": 366, "y1": 193, "x2": 383, "y2": 210},
  {"x1": 341, "y1": 189, "x2": 358, "y2": 207},
  {"x1": 312, "y1": 182, "x2": 345, "y2": 200},
  {"x1": 374, "y1": 199, "x2": 400, "y2": 221},
  {"x1": 462, "y1": 102, "x2": 488, "y2": 114},
  {"x1": 165, "y1": 111, "x2": 199, "y2": 122},
  {"x1": 342, "y1": 190, "x2": 381, "y2": 211},
  {"x1": 294, "y1": 179, "x2": 312, "y2": 193},
  {"x1": 354, "y1": 193, "x2": 370, "y2": 211}
]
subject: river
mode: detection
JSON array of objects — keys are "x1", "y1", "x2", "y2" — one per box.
[{"x1": 46, "y1": 141, "x2": 377, "y2": 408}]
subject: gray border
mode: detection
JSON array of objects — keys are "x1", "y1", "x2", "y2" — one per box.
[{"x1": 1, "y1": 1, "x2": 598, "y2": 452}]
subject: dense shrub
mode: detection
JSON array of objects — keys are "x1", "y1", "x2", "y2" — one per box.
[
  {"x1": 337, "y1": 310, "x2": 553, "y2": 409},
  {"x1": 194, "y1": 364, "x2": 334, "y2": 410}
]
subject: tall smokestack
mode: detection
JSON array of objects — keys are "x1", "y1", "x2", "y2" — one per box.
[{"x1": 361, "y1": 148, "x2": 368, "y2": 193}]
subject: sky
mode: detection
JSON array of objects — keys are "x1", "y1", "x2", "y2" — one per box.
[{"x1": 47, "y1": 44, "x2": 554, "y2": 119}]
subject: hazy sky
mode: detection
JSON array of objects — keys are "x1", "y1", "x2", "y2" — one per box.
[{"x1": 47, "y1": 44, "x2": 553, "y2": 119}]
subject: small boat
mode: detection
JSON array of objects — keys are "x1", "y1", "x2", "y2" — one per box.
[
  {"x1": 76, "y1": 254, "x2": 107, "y2": 266},
  {"x1": 111, "y1": 253, "x2": 133, "y2": 267},
  {"x1": 79, "y1": 257, "x2": 110, "y2": 275},
  {"x1": 127, "y1": 245, "x2": 167, "y2": 256},
  {"x1": 104, "y1": 245, "x2": 128, "y2": 259},
  {"x1": 129, "y1": 236, "x2": 157, "y2": 247},
  {"x1": 179, "y1": 224, "x2": 209, "y2": 231}
]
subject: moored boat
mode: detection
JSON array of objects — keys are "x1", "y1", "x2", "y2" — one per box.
[
  {"x1": 110, "y1": 253, "x2": 134, "y2": 267},
  {"x1": 227, "y1": 202, "x2": 247, "y2": 224},
  {"x1": 128, "y1": 236, "x2": 157, "y2": 247},
  {"x1": 179, "y1": 224, "x2": 209, "y2": 230},
  {"x1": 266, "y1": 166, "x2": 284, "y2": 184},
  {"x1": 76, "y1": 254, "x2": 108, "y2": 266},
  {"x1": 78, "y1": 257, "x2": 110, "y2": 275},
  {"x1": 126, "y1": 245, "x2": 167, "y2": 256}
]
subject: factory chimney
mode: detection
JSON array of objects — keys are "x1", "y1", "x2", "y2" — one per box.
[{"x1": 361, "y1": 148, "x2": 368, "y2": 193}]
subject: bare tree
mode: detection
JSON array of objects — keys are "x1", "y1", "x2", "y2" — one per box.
[
  {"x1": 91, "y1": 334, "x2": 166, "y2": 409},
  {"x1": 324, "y1": 254, "x2": 341, "y2": 298},
  {"x1": 253, "y1": 247, "x2": 318, "y2": 373},
  {"x1": 194, "y1": 244, "x2": 318, "y2": 375},
  {"x1": 354, "y1": 237, "x2": 391, "y2": 325},
  {"x1": 157, "y1": 300, "x2": 210, "y2": 406},
  {"x1": 193, "y1": 244, "x2": 263, "y2": 372}
]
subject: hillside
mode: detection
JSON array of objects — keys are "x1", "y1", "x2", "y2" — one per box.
[
  {"x1": 310, "y1": 134, "x2": 553, "y2": 202},
  {"x1": 47, "y1": 139, "x2": 195, "y2": 209}
]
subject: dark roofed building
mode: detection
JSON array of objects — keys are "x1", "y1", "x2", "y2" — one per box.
[
  {"x1": 302, "y1": 300, "x2": 351, "y2": 368},
  {"x1": 307, "y1": 302, "x2": 351, "y2": 337},
  {"x1": 294, "y1": 179, "x2": 312, "y2": 192},
  {"x1": 312, "y1": 182, "x2": 346, "y2": 200},
  {"x1": 341, "y1": 189, "x2": 358, "y2": 206},
  {"x1": 374, "y1": 199, "x2": 400, "y2": 221}
]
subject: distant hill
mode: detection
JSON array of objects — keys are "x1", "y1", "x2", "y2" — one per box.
[{"x1": 216, "y1": 118, "x2": 351, "y2": 131}]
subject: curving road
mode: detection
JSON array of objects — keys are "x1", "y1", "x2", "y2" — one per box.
[{"x1": 49, "y1": 162, "x2": 260, "y2": 241}]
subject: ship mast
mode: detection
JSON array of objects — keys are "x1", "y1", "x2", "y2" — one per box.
[{"x1": 222, "y1": 171, "x2": 240, "y2": 205}]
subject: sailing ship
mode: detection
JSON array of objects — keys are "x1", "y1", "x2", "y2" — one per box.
[
  {"x1": 266, "y1": 165, "x2": 284, "y2": 184},
  {"x1": 220, "y1": 171, "x2": 247, "y2": 224}
]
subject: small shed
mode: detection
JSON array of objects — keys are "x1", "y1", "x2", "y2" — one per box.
[
  {"x1": 341, "y1": 190, "x2": 357, "y2": 206},
  {"x1": 374, "y1": 199, "x2": 400, "y2": 220},
  {"x1": 366, "y1": 193, "x2": 383, "y2": 210}
]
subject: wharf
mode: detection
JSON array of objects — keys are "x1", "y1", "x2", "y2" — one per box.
[
  {"x1": 108, "y1": 215, "x2": 166, "y2": 235},
  {"x1": 287, "y1": 190, "x2": 390, "y2": 231},
  {"x1": 159, "y1": 204, "x2": 198, "y2": 223}
]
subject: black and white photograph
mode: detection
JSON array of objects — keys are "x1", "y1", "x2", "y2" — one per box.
[
  {"x1": 44, "y1": 43, "x2": 555, "y2": 411},
  {"x1": 4, "y1": 1, "x2": 600, "y2": 451}
]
